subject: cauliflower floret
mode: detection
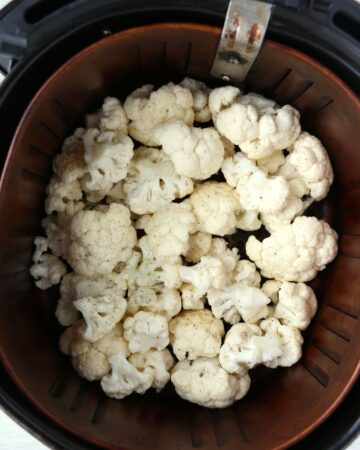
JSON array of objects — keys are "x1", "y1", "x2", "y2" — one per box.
[
  {"x1": 134, "y1": 259, "x2": 182, "y2": 289},
  {"x1": 74, "y1": 294, "x2": 127, "y2": 342},
  {"x1": 219, "y1": 323, "x2": 282, "y2": 373},
  {"x1": 273, "y1": 281, "x2": 317, "y2": 330},
  {"x1": 53, "y1": 128, "x2": 87, "y2": 182},
  {"x1": 143, "y1": 202, "x2": 196, "y2": 259},
  {"x1": 279, "y1": 132, "x2": 334, "y2": 201},
  {"x1": 101, "y1": 352, "x2": 153, "y2": 399},
  {"x1": 210, "y1": 87, "x2": 300, "y2": 159},
  {"x1": 207, "y1": 238, "x2": 239, "y2": 282},
  {"x1": 86, "y1": 97, "x2": 128, "y2": 134},
  {"x1": 179, "y1": 256, "x2": 227, "y2": 309},
  {"x1": 45, "y1": 176, "x2": 83, "y2": 215},
  {"x1": 123, "y1": 147, "x2": 193, "y2": 214},
  {"x1": 42, "y1": 204, "x2": 84, "y2": 257},
  {"x1": 30, "y1": 237, "x2": 66, "y2": 289},
  {"x1": 67, "y1": 203, "x2": 136, "y2": 276},
  {"x1": 236, "y1": 211, "x2": 262, "y2": 231},
  {"x1": 233, "y1": 260, "x2": 261, "y2": 287},
  {"x1": 256, "y1": 150, "x2": 285, "y2": 174},
  {"x1": 171, "y1": 357, "x2": 251, "y2": 408},
  {"x1": 222, "y1": 152, "x2": 290, "y2": 215},
  {"x1": 169, "y1": 310, "x2": 225, "y2": 360},
  {"x1": 188, "y1": 182, "x2": 242, "y2": 235},
  {"x1": 180, "y1": 77, "x2": 211, "y2": 122},
  {"x1": 261, "y1": 280, "x2": 282, "y2": 303},
  {"x1": 59, "y1": 321, "x2": 129, "y2": 381},
  {"x1": 260, "y1": 318, "x2": 303, "y2": 368},
  {"x1": 184, "y1": 232, "x2": 212, "y2": 263},
  {"x1": 154, "y1": 120, "x2": 224, "y2": 180},
  {"x1": 81, "y1": 129, "x2": 134, "y2": 201},
  {"x1": 246, "y1": 216, "x2": 338, "y2": 281},
  {"x1": 129, "y1": 349, "x2": 175, "y2": 391},
  {"x1": 261, "y1": 194, "x2": 306, "y2": 232},
  {"x1": 127, "y1": 285, "x2": 181, "y2": 320},
  {"x1": 124, "y1": 82, "x2": 194, "y2": 146},
  {"x1": 123, "y1": 311, "x2": 169, "y2": 353},
  {"x1": 207, "y1": 284, "x2": 270, "y2": 324}
]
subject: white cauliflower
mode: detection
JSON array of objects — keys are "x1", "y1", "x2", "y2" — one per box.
[
  {"x1": 207, "y1": 284, "x2": 270, "y2": 325},
  {"x1": 154, "y1": 120, "x2": 224, "y2": 180},
  {"x1": 180, "y1": 77, "x2": 211, "y2": 122},
  {"x1": 169, "y1": 310, "x2": 224, "y2": 360},
  {"x1": 101, "y1": 352, "x2": 153, "y2": 399},
  {"x1": 246, "y1": 216, "x2": 338, "y2": 281},
  {"x1": 261, "y1": 280, "x2": 282, "y2": 303},
  {"x1": 261, "y1": 194, "x2": 307, "y2": 232},
  {"x1": 143, "y1": 202, "x2": 196, "y2": 259},
  {"x1": 74, "y1": 294, "x2": 127, "y2": 342},
  {"x1": 233, "y1": 260, "x2": 261, "y2": 287},
  {"x1": 256, "y1": 150, "x2": 285, "y2": 174},
  {"x1": 272, "y1": 281, "x2": 318, "y2": 330},
  {"x1": 260, "y1": 318, "x2": 303, "y2": 368},
  {"x1": 134, "y1": 259, "x2": 182, "y2": 290},
  {"x1": 123, "y1": 311, "x2": 169, "y2": 353},
  {"x1": 279, "y1": 132, "x2": 334, "y2": 201},
  {"x1": 188, "y1": 182, "x2": 242, "y2": 235},
  {"x1": 236, "y1": 211, "x2": 262, "y2": 231},
  {"x1": 86, "y1": 97, "x2": 128, "y2": 134},
  {"x1": 171, "y1": 357, "x2": 251, "y2": 408},
  {"x1": 219, "y1": 323, "x2": 282, "y2": 373},
  {"x1": 52, "y1": 128, "x2": 87, "y2": 183},
  {"x1": 123, "y1": 147, "x2": 193, "y2": 214},
  {"x1": 67, "y1": 204, "x2": 136, "y2": 276},
  {"x1": 222, "y1": 152, "x2": 290, "y2": 215},
  {"x1": 30, "y1": 237, "x2": 66, "y2": 289},
  {"x1": 127, "y1": 285, "x2": 181, "y2": 320},
  {"x1": 184, "y1": 232, "x2": 212, "y2": 263},
  {"x1": 179, "y1": 256, "x2": 227, "y2": 309},
  {"x1": 59, "y1": 321, "x2": 129, "y2": 381},
  {"x1": 124, "y1": 82, "x2": 194, "y2": 146},
  {"x1": 129, "y1": 349, "x2": 175, "y2": 391},
  {"x1": 207, "y1": 238, "x2": 239, "y2": 282},
  {"x1": 45, "y1": 176, "x2": 83, "y2": 215},
  {"x1": 210, "y1": 87, "x2": 300, "y2": 159},
  {"x1": 81, "y1": 129, "x2": 134, "y2": 201}
]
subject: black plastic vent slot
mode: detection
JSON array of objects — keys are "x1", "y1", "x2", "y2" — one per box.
[
  {"x1": 333, "y1": 11, "x2": 360, "y2": 43},
  {"x1": 24, "y1": 0, "x2": 75, "y2": 24}
]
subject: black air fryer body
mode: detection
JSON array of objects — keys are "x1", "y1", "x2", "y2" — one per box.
[{"x1": 0, "y1": 1, "x2": 359, "y2": 449}]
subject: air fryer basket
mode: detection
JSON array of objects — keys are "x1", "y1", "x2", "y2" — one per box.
[{"x1": 0, "y1": 22, "x2": 359, "y2": 450}]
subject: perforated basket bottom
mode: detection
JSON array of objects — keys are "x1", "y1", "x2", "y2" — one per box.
[{"x1": 0, "y1": 23, "x2": 359, "y2": 450}]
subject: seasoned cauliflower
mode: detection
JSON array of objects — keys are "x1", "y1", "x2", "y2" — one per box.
[
  {"x1": 179, "y1": 256, "x2": 227, "y2": 309},
  {"x1": 127, "y1": 285, "x2": 181, "y2": 320},
  {"x1": 246, "y1": 216, "x2": 338, "y2": 281},
  {"x1": 59, "y1": 321, "x2": 129, "y2": 381},
  {"x1": 184, "y1": 232, "x2": 212, "y2": 263},
  {"x1": 169, "y1": 310, "x2": 225, "y2": 360},
  {"x1": 52, "y1": 128, "x2": 87, "y2": 183},
  {"x1": 260, "y1": 318, "x2": 303, "y2": 368},
  {"x1": 74, "y1": 294, "x2": 127, "y2": 342},
  {"x1": 279, "y1": 132, "x2": 334, "y2": 201},
  {"x1": 143, "y1": 202, "x2": 196, "y2": 259},
  {"x1": 222, "y1": 152, "x2": 290, "y2": 215},
  {"x1": 171, "y1": 357, "x2": 251, "y2": 408},
  {"x1": 30, "y1": 237, "x2": 66, "y2": 289},
  {"x1": 86, "y1": 97, "x2": 128, "y2": 134},
  {"x1": 123, "y1": 311, "x2": 169, "y2": 353},
  {"x1": 180, "y1": 77, "x2": 211, "y2": 122},
  {"x1": 67, "y1": 204, "x2": 136, "y2": 276},
  {"x1": 129, "y1": 349, "x2": 175, "y2": 391},
  {"x1": 124, "y1": 82, "x2": 194, "y2": 146},
  {"x1": 210, "y1": 87, "x2": 300, "y2": 159},
  {"x1": 154, "y1": 120, "x2": 224, "y2": 180},
  {"x1": 272, "y1": 281, "x2": 318, "y2": 330},
  {"x1": 81, "y1": 129, "x2": 133, "y2": 201},
  {"x1": 123, "y1": 147, "x2": 193, "y2": 214},
  {"x1": 188, "y1": 182, "x2": 242, "y2": 235},
  {"x1": 101, "y1": 352, "x2": 153, "y2": 399},
  {"x1": 45, "y1": 176, "x2": 83, "y2": 215},
  {"x1": 207, "y1": 284, "x2": 270, "y2": 324}
]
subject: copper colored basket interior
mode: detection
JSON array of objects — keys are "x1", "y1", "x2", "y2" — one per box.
[{"x1": 0, "y1": 23, "x2": 359, "y2": 450}]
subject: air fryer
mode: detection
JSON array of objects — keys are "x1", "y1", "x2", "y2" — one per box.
[{"x1": 0, "y1": 1, "x2": 359, "y2": 450}]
